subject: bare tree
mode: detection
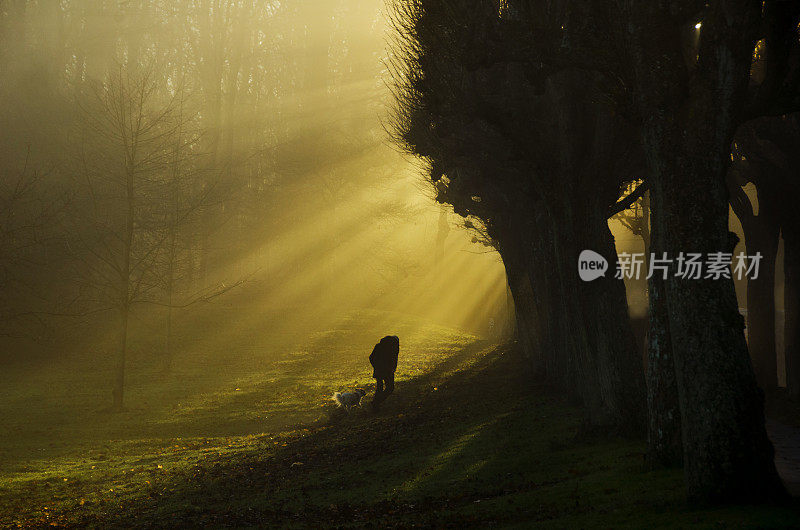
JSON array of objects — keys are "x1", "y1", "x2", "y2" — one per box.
[{"x1": 68, "y1": 65, "x2": 211, "y2": 410}]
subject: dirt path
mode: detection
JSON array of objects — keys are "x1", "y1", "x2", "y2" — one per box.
[{"x1": 768, "y1": 419, "x2": 800, "y2": 496}]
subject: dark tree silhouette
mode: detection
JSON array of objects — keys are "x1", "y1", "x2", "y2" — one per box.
[
  {"x1": 618, "y1": 0, "x2": 800, "y2": 502},
  {"x1": 735, "y1": 114, "x2": 800, "y2": 400},
  {"x1": 390, "y1": 0, "x2": 646, "y2": 433},
  {"x1": 729, "y1": 129, "x2": 782, "y2": 395},
  {"x1": 392, "y1": 0, "x2": 800, "y2": 503}
]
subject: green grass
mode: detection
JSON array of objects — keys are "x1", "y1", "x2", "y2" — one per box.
[{"x1": 2, "y1": 309, "x2": 799, "y2": 528}]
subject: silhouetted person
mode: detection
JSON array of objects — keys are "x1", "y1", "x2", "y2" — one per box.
[{"x1": 369, "y1": 335, "x2": 399, "y2": 409}]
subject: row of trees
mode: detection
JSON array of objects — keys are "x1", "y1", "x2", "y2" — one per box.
[
  {"x1": 731, "y1": 114, "x2": 800, "y2": 399},
  {"x1": 391, "y1": 0, "x2": 799, "y2": 504}
]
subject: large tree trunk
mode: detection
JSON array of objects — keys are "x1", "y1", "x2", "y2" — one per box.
[
  {"x1": 576, "y1": 196, "x2": 646, "y2": 434},
  {"x1": 625, "y1": 3, "x2": 785, "y2": 502},
  {"x1": 531, "y1": 196, "x2": 645, "y2": 433},
  {"x1": 646, "y1": 185, "x2": 682, "y2": 467},
  {"x1": 496, "y1": 200, "x2": 645, "y2": 435},
  {"x1": 496, "y1": 215, "x2": 545, "y2": 374},
  {"x1": 646, "y1": 273, "x2": 682, "y2": 467},
  {"x1": 648, "y1": 128, "x2": 785, "y2": 503}
]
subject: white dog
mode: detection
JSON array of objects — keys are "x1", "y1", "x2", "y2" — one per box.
[{"x1": 332, "y1": 388, "x2": 367, "y2": 412}]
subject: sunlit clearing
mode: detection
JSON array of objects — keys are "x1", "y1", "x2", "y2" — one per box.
[{"x1": 0, "y1": 0, "x2": 511, "y2": 460}]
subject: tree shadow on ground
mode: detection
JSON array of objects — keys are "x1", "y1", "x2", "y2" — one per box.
[
  {"x1": 42, "y1": 339, "x2": 800, "y2": 529},
  {"x1": 56, "y1": 339, "x2": 549, "y2": 527}
]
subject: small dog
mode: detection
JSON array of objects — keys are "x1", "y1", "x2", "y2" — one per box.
[{"x1": 332, "y1": 388, "x2": 366, "y2": 412}]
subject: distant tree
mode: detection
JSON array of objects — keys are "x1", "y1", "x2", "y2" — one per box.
[
  {"x1": 152, "y1": 86, "x2": 221, "y2": 372},
  {"x1": 68, "y1": 65, "x2": 223, "y2": 409}
]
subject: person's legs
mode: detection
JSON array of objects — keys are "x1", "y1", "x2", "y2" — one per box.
[
  {"x1": 385, "y1": 373, "x2": 395, "y2": 395},
  {"x1": 372, "y1": 377, "x2": 387, "y2": 409}
]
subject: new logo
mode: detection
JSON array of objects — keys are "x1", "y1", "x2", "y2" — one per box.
[{"x1": 578, "y1": 250, "x2": 608, "y2": 282}]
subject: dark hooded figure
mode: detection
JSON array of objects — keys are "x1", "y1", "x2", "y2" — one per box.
[{"x1": 369, "y1": 335, "x2": 399, "y2": 408}]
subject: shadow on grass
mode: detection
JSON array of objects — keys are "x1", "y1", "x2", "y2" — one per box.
[
  {"x1": 24, "y1": 339, "x2": 800, "y2": 529},
  {"x1": 45, "y1": 340, "x2": 531, "y2": 526}
]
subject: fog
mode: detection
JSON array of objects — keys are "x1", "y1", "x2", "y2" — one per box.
[
  {"x1": 0, "y1": 8, "x2": 510, "y2": 342},
  {"x1": 0, "y1": 1, "x2": 521, "y2": 468},
  {"x1": 3, "y1": 1, "x2": 799, "y2": 524}
]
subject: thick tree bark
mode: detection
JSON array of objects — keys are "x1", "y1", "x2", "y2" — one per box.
[
  {"x1": 646, "y1": 186, "x2": 682, "y2": 467},
  {"x1": 496, "y1": 214, "x2": 546, "y2": 375},
  {"x1": 545, "y1": 215, "x2": 588, "y2": 402},
  {"x1": 624, "y1": 2, "x2": 786, "y2": 503},
  {"x1": 529, "y1": 196, "x2": 645, "y2": 433},
  {"x1": 493, "y1": 195, "x2": 644, "y2": 434},
  {"x1": 648, "y1": 128, "x2": 785, "y2": 503},
  {"x1": 504, "y1": 249, "x2": 540, "y2": 365},
  {"x1": 575, "y1": 196, "x2": 646, "y2": 434},
  {"x1": 646, "y1": 273, "x2": 682, "y2": 467}
]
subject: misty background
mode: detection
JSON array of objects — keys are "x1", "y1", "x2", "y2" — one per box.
[{"x1": 0, "y1": 0, "x2": 772, "y2": 439}]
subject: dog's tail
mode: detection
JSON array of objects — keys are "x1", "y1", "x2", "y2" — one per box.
[{"x1": 332, "y1": 392, "x2": 344, "y2": 407}]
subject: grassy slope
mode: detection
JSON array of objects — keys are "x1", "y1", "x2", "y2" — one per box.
[{"x1": 2, "y1": 312, "x2": 799, "y2": 528}]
